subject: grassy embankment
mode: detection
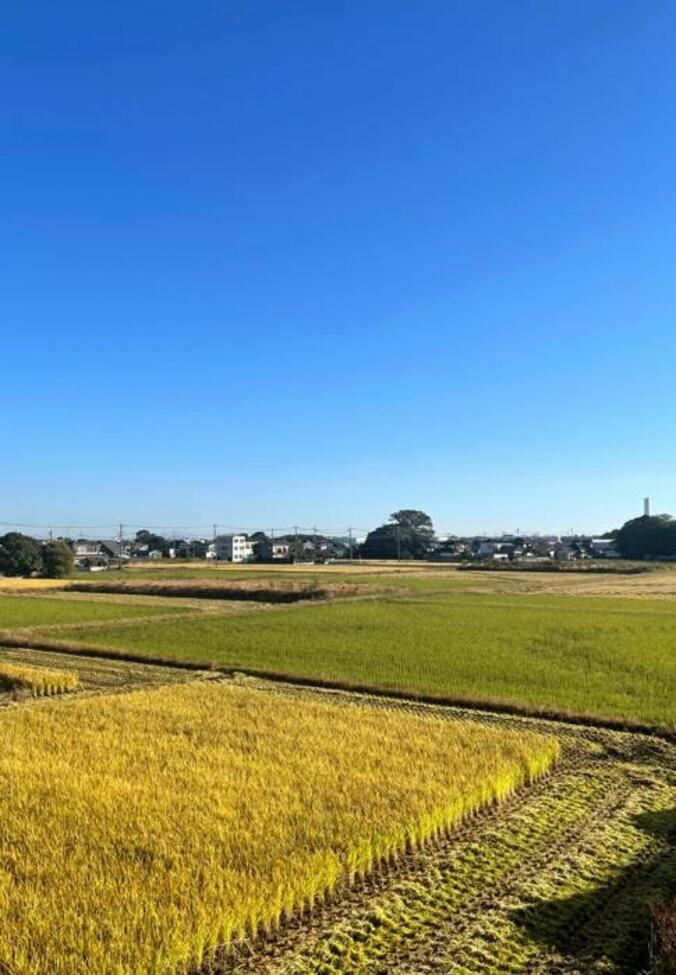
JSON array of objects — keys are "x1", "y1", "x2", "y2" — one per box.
[
  {"x1": 68, "y1": 578, "x2": 378, "y2": 602},
  {"x1": 47, "y1": 593, "x2": 676, "y2": 727},
  {"x1": 0, "y1": 681, "x2": 557, "y2": 975}
]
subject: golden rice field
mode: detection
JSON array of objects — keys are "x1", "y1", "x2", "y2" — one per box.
[
  {"x1": 0, "y1": 681, "x2": 558, "y2": 975},
  {"x1": 0, "y1": 660, "x2": 79, "y2": 696}
]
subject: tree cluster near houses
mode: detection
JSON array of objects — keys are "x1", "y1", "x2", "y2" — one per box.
[
  {"x1": 613, "y1": 513, "x2": 676, "y2": 560},
  {"x1": 361, "y1": 510, "x2": 436, "y2": 560},
  {"x1": 359, "y1": 512, "x2": 620, "y2": 564},
  {"x1": 0, "y1": 533, "x2": 74, "y2": 578}
]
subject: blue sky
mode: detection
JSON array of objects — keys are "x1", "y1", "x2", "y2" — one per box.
[{"x1": 2, "y1": 1, "x2": 675, "y2": 537}]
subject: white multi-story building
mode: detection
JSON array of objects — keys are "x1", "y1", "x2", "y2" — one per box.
[{"x1": 214, "y1": 534, "x2": 254, "y2": 563}]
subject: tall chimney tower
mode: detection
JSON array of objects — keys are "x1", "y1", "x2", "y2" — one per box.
[{"x1": 644, "y1": 497, "x2": 651, "y2": 517}]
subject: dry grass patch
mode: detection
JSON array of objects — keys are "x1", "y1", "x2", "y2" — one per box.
[
  {"x1": 128, "y1": 559, "x2": 437, "y2": 576},
  {"x1": 0, "y1": 681, "x2": 557, "y2": 975},
  {"x1": 458, "y1": 567, "x2": 676, "y2": 600},
  {"x1": 0, "y1": 578, "x2": 68, "y2": 592}
]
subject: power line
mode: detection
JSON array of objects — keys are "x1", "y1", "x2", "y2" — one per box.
[{"x1": 0, "y1": 518, "x2": 595, "y2": 540}]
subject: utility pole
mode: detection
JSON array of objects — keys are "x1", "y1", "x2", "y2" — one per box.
[
  {"x1": 118, "y1": 523, "x2": 124, "y2": 571},
  {"x1": 348, "y1": 527, "x2": 353, "y2": 560},
  {"x1": 294, "y1": 525, "x2": 299, "y2": 564},
  {"x1": 396, "y1": 524, "x2": 401, "y2": 562}
]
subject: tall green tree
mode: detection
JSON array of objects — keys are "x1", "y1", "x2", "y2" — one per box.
[
  {"x1": 42, "y1": 540, "x2": 75, "y2": 578},
  {"x1": 0, "y1": 532, "x2": 43, "y2": 577},
  {"x1": 134, "y1": 529, "x2": 169, "y2": 555},
  {"x1": 249, "y1": 531, "x2": 271, "y2": 561},
  {"x1": 361, "y1": 510, "x2": 435, "y2": 560},
  {"x1": 187, "y1": 539, "x2": 208, "y2": 559}
]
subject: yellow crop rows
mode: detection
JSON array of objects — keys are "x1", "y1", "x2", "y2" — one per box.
[
  {"x1": 0, "y1": 681, "x2": 557, "y2": 974},
  {"x1": 0, "y1": 661, "x2": 79, "y2": 696}
]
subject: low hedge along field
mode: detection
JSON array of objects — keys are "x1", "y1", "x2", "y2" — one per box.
[
  {"x1": 0, "y1": 681, "x2": 557, "y2": 975},
  {"x1": 50, "y1": 593, "x2": 676, "y2": 728}
]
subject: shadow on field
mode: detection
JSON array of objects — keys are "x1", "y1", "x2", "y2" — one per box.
[{"x1": 511, "y1": 808, "x2": 676, "y2": 973}]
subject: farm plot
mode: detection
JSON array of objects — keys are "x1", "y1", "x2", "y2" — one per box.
[
  {"x1": 0, "y1": 681, "x2": 556, "y2": 975},
  {"x1": 223, "y1": 683, "x2": 676, "y2": 975},
  {"x1": 93, "y1": 562, "x2": 487, "y2": 595},
  {"x1": 46, "y1": 593, "x2": 676, "y2": 728},
  {"x1": 0, "y1": 593, "x2": 188, "y2": 630}
]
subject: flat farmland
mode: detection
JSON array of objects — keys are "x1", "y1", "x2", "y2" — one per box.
[
  {"x1": 0, "y1": 680, "x2": 556, "y2": 975},
  {"x1": 45, "y1": 592, "x2": 676, "y2": 728},
  {"x1": 101, "y1": 559, "x2": 676, "y2": 597},
  {"x1": 1, "y1": 566, "x2": 674, "y2": 973}
]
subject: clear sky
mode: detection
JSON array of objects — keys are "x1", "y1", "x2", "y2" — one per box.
[{"x1": 2, "y1": 1, "x2": 675, "y2": 538}]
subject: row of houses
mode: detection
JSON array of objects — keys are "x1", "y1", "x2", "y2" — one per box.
[
  {"x1": 433, "y1": 534, "x2": 619, "y2": 563},
  {"x1": 212, "y1": 534, "x2": 336, "y2": 563},
  {"x1": 72, "y1": 539, "x2": 127, "y2": 569},
  {"x1": 212, "y1": 533, "x2": 621, "y2": 565},
  {"x1": 72, "y1": 533, "x2": 330, "y2": 568},
  {"x1": 70, "y1": 531, "x2": 620, "y2": 570}
]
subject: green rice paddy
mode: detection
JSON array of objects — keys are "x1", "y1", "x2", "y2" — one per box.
[
  {"x1": 0, "y1": 595, "x2": 174, "y2": 629},
  {"x1": 38, "y1": 592, "x2": 676, "y2": 727}
]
